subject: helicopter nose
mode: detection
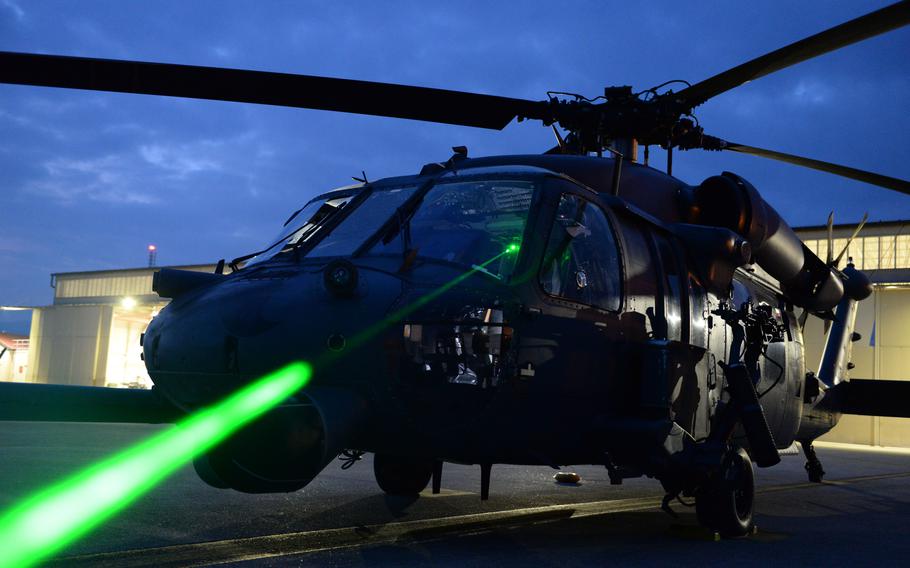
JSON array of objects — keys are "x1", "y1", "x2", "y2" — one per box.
[{"x1": 143, "y1": 264, "x2": 403, "y2": 407}]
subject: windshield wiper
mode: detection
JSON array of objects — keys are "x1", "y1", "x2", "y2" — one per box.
[
  {"x1": 353, "y1": 174, "x2": 442, "y2": 257},
  {"x1": 228, "y1": 201, "x2": 350, "y2": 270},
  {"x1": 470, "y1": 263, "x2": 503, "y2": 281}
]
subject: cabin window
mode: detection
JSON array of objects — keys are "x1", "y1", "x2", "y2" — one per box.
[
  {"x1": 654, "y1": 234, "x2": 684, "y2": 342},
  {"x1": 539, "y1": 194, "x2": 621, "y2": 311}
]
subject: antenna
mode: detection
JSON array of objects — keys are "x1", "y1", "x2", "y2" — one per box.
[{"x1": 148, "y1": 244, "x2": 158, "y2": 267}]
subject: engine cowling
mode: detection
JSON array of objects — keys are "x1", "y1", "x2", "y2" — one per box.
[{"x1": 682, "y1": 172, "x2": 843, "y2": 311}]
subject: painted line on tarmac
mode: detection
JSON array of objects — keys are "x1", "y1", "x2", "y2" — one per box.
[
  {"x1": 814, "y1": 441, "x2": 910, "y2": 456},
  {"x1": 51, "y1": 469, "x2": 910, "y2": 568},
  {"x1": 50, "y1": 496, "x2": 660, "y2": 567},
  {"x1": 419, "y1": 488, "x2": 474, "y2": 498}
]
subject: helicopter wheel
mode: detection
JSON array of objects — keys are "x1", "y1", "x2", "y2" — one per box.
[
  {"x1": 373, "y1": 453, "x2": 433, "y2": 495},
  {"x1": 695, "y1": 447, "x2": 755, "y2": 538}
]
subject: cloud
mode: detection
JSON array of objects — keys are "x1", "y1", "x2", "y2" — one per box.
[
  {"x1": 139, "y1": 143, "x2": 222, "y2": 178},
  {"x1": 1, "y1": 0, "x2": 24, "y2": 21},
  {"x1": 788, "y1": 79, "x2": 833, "y2": 106},
  {"x1": 0, "y1": 109, "x2": 66, "y2": 140},
  {"x1": 65, "y1": 18, "x2": 129, "y2": 58},
  {"x1": 710, "y1": 76, "x2": 838, "y2": 119},
  {"x1": 10, "y1": 129, "x2": 281, "y2": 212},
  {"x1": 135, "y1": 132, "x2": 277, "y2": 197},
  {"x1": 209, "y1": 45, "x2": 236, "y2": 60},
  {"x1": 26, "y1": 155, "x2": 158, "y2": 205},
  {"x1": 24, "y1": 95, "x2": 109, "y2": 115}
]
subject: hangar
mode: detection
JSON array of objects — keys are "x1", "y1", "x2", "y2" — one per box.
[
  {"x1": 6, "y1": 219, "x2": 910, "y2": 446},
  {"x1": 798, "y1": 219, "x2": 910, "y2": 446},
  {"x1": 24, "y1": 264, "x2": 214, "y2": 389},
  {"x1": 0, "y1": 332, "x2": 29, "y2": 382}
]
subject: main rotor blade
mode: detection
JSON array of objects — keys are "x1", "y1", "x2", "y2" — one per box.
[
  {"x1": 0, "y1": 51, "x2": 544, "y2": 130},
  {"x1": 719, "y1": 141, "x2": 910, "y2": 195},
  {"x1": 675, "y1": 1, "x2": 910, "y2": 108}
]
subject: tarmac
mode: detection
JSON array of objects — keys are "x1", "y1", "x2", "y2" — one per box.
[{"x1": 2, "y1": 422, "x2": 910, "y2": 567}]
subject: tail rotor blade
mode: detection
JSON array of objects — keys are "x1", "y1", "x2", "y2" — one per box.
[
  {"x1": 826, "y1": 211, "x2": 835, "y2": 266},
  {"x1": 833, "y1": 212, "x2": 869, "y2": 267},
  {"x1": 798, "y1": 309, "x2": 810, "y2": 331}
]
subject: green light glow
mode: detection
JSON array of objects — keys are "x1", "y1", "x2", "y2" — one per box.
[
  {"x1": 0, "y1": 362, "x2": 311, "y2": 568},
  {"x1": 0, "y1": 245, "x2": 514, "y2": 564}
]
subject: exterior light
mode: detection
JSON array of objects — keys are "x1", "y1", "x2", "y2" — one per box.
[
  {"x1": 121, "y1": 297, "x2": 137, "y2": 310},
  {"x1": 147, "y1": 245, "x2": 157, "y2": 252}
]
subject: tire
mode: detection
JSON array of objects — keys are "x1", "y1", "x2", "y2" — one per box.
[
  {"x1": 695, "y1": 447, "x2": 755, "y2": 537},
  {"x1": 373, "y1": 453, "x2": 433, "y2": 495}
]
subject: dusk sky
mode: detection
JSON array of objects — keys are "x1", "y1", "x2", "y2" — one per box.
[{"x1": 1, "y1": 0, "x2": 909, "y2": 333}]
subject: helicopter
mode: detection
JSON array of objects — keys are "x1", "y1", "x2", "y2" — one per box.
[{"x1": 1, "y1": 1, "x2": 910, "y2": 541}]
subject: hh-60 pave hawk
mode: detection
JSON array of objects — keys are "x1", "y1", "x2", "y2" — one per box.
[{"x1": 2, "y1": 0, "x2": 910, "y2": 545}]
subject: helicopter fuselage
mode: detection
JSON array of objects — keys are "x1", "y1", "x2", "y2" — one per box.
[{"x1": 143, "y1": 155, "x2": 830, "y2": 493}]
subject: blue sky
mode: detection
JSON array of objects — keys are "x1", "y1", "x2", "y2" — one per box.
[{"x1": 1, "y1": 0, "x2": 909, "y2": 332}]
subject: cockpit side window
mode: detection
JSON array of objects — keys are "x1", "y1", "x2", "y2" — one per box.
[{"x1": 539, "y1": 194, "x2": 622, "y2": 311}]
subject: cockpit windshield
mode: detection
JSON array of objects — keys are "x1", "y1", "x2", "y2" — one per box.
[
  {"x1": 307, "y1": 185, "x2": 417, "y2": 257},
  {"x1": 245, "y1": 177, "x2": 536, "y2": 278},
  {"x1": 369, "y1": 178, "x2": 535, "y2": 279},
  {"x1": 244, "y1": 193, "x2": 355, "y2": 266}
]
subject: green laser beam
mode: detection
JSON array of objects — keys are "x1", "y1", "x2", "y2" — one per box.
[
  {"x1": 0, "y1": 243, "x2": 519, "y2": 565},
  {"x1": 0, "y1": 362, "x2": 311, "y2": 568}
]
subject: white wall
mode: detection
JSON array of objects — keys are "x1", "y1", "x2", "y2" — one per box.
[
  {"x1": 805, "y1": 287, "x2": 910, "y2": 447},
  {"x1": 26, "y1": 305, "x2": 113, "y2": 386},
  {"x1": 0, "y1": 347, "x2": 28, "y2": 382}
]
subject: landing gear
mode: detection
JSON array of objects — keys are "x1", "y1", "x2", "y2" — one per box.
[
  {"x1": 801, "y1": 440, "x2": 825, "y2": 483},
  {"x1": 373, "y1": 453, "x2": 433, "y2": 495},
  {"x1": 695, "y1": 447, "x2": 755, "y2": 538}
]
